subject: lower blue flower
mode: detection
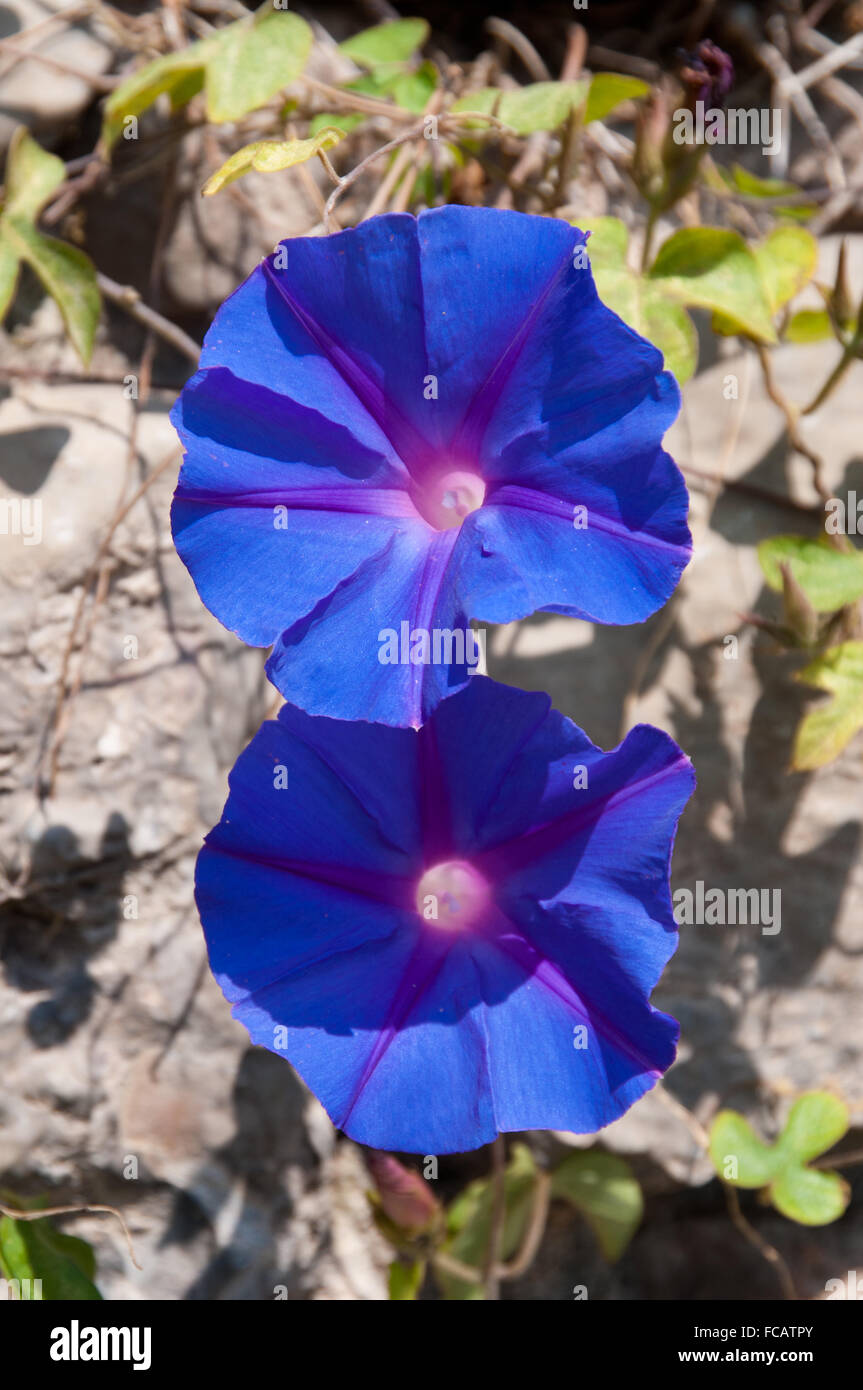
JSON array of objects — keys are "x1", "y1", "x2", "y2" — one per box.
[{"x1": 196, "y1": 677, "x2": 695, "y2": 1153}]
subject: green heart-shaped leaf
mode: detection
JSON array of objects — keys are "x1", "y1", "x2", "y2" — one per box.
[
  {"x1": 709, "y1": 1111, "x2": 778, "y2": 1187},
  {"x1": 551, "y1": 1150, "x2": 643, "y2": 1262},
  {"x1": 709, "y1": 1093, "x2": 852, "y2": 1226},
  {"x1": 770, "y1": 1167, "x2": 850, "y2": 1226}
]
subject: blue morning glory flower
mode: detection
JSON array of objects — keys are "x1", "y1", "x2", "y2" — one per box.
[
  {"x1": 196, "y1": 676, "x2": 694, "y2": 1154},
  {"x1": 171, "y1": 206, "x2": 691, "y2": 727}
]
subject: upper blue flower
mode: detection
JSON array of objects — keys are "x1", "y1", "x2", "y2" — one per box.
[
  {"x1": 171, "y1": 206, "x2": 691, "y2": 727},
  {"x1": 196, "y1": 676, "x2": 695, "y2": 1154}
]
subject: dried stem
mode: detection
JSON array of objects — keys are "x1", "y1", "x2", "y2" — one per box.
[
  {"x1": 482, "y1": 1135, "x2": 507, "y2": 1300},
  {"x1": 723, "y1": 1184, "x2": 798, "y2": 1301},
  {"x1": 97, "y1": 273, "x2": 200, "y2": 364},
  {"x1": 0, "y1": 1200, "x2": 141, "y2": 1271}
]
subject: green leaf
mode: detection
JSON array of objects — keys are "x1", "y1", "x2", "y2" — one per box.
[
  {"x1": 584, "y1": 73, "x2": 649, "y2": 125},
  {"x1": 709, "y1": 1111, "x2": 778, "y2": 1188},
  {"x1": 3, "y1": 215, "x2": 99, "y2": 363},
  {"x1": 450, "y1": 81, "x2": 587, "y2": 135},
  {"x1": 101, "y1": 8, "x2": 312, "y2": 147},
  {"x1": 572, "y1": 215, "x2": 696, "y2": 380},
  {"x1": 754, "y1": 226, "x2": 818, "y2": 315},
  {"x1": 101, "y1": 44, "x2": 214, "y2": 150},
  {"x1": 722, "y1": 163, "x2": 800, "y2": 200},
  {"x1": 775, "y1": 203, "x2": 817, "y2": 223},
  {"x1": 389, "y1": 61, "x2": 437, "y2": 114},
  {"x1": 339, "y1": 18, "x2": 429, "y2": 68},
  {"x1": 206, "y1": 9, "x2": 313, "y2": 124},
  {"x1": 439, "y1": 1143, "x2": 538, "y2": 1300},
  {"x1": 794, "y1": 641, "x2": 863, "y2": 769},
  {"x1": 770, "y1": 1167, "x2": 850, "y2": 1226},
  {"x1": 648, "y1": 227, "x2": 776, "y2": 343},
  {"x1": 0, "y1": 1211, "x2": 101, "y2": 1300},
  {"x1": 551, "y1": 1150, "x2": 643, "y2": 1262},
  {"x1": 308, "y1": 111, "x2": 364, "y2": 138},
  {"x1": 786, "y1": 308, "x2": 833, "y2": 343},
  {"x1": 776, "y1": 1092, "x2": 849, "y2": 1163},
  {"x1": 202, "y1": 129, "x2": 343, "y2": 195},
  {"x1": 758, "y1": 535, "x2": 863, "y2": 612},
  {"x1": 0, "y1": 231, "x2": 20, "y2": 318},
  {"x1": 575, "y1": 214, "x2": 629, "y2": 268},
  {"x1": 2, "y1": 126, "x2": 65, "y2": 222},
  {"x1": 388, "y1": 1258, "x2": 425, "y2": 1300},
  {"x1": 709, "y1": 1094, "x2": 852, "y2": 1227}
]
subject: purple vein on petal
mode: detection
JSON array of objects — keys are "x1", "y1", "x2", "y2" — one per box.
[
  {"x1": 262, "y1": 256, "x2": 435, "y2": 475},
  {"x1": 173, "y1": 485, "x2": 423, "y2": 520},
  {"x1": 487, "y1": 485, "x2": 692, "y2": 559},
  {"x1": 336, "y1": 932, "x2": 452, "y2": 1132},
  {"x1": 205, "y1": 840, "x2": 413, "y2": 909},
  {"x1": 480, "y1": 914, "x2": 664, "y2": 1081},
  {"x1": 449, "y1": 242, "x2": 575, "y2": 460},
  {"x1": 474, "y1": 754, "x2": 693, "y2": 878},
  {"x1": 405, "y1": 527, "x2": 461, "y2": 727},
  {"x1": 416, "y1": 716, "x2": 454, "y2": 864}
]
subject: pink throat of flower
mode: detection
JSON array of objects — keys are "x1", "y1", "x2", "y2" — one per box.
[
  {"x1": 415, "y1": 860, "x2": 490, "y2": 929},
  {"x1": 420, "y1": 471, "x2": 486, "y2": 531}
]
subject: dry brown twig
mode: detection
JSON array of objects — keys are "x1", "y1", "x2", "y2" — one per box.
[{"x1": 0, "y1": 1199, "x2": 142, "y2": 1271}]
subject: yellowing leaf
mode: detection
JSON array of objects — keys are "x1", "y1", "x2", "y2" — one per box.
[
  {"x1": 758, "y1": 535, "x2": 863, "y2": 612},
  {"x1": 595, "y1": 265, "x2": 698, "y2": 383},
  {"x1": 574, "y1": 214, "x2": 628, "y2": 268},
  {"x1": 786, "y1": 308, "x2": 833, "y2": 343},
  {"x1": 2, "y1": 216, "x2": 100, "y2": 364},
  {"x1": 649, "y1": 227, "x2": 776, "y2": 343},
  {"x1": 3, "y1": 126, "x2": 65, "y2": 221},
  {"x1": 205, "y1": 9, "x2": 312, "y2": 124},
  {"x1": 584, "y1": 73, "x2": 649, "y2": 125},
  {"x1": 754, "y1": 226, "x2": 817, "y2": 315},
  {"x1": 0, "y1": 129, "x2": 100, "y2": 364},
  {"x1": 450, "y1": 81, "x2": 587, "y2": 135},
  {"x1": 202, "y1": 129, "x2": 343, "y2": 196},
  {"x1": 101, "y1": 7, "x2": 312, "y2": 149},
  {"x1": 101, "y1": 45, "x2": 214, "y2": 151},
  {"x1": 794, "y1": 641, "x2": 863, "y2": 770}
]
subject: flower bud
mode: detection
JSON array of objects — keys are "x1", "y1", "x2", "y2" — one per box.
[{"x1": 367, "y1": 1152, "x2": 440, "y2": 1236}]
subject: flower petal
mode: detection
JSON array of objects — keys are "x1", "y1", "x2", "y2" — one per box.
[
  {"x1": 471, "y1": 918, "x2": 678, "y2": 1134},
  {"x1": 266, "y1": 528, "x2": 478, "y2": 726}
]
